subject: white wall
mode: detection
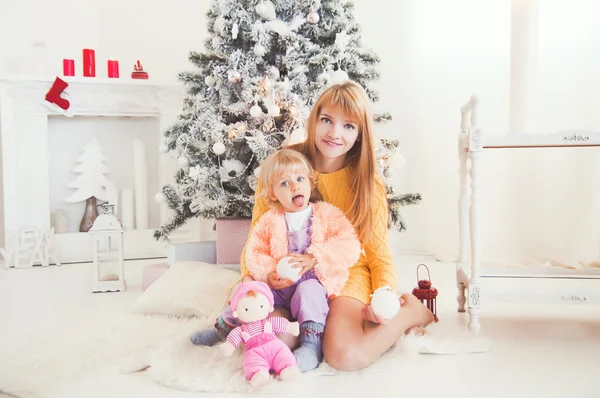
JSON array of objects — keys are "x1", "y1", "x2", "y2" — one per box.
[
  {"x1": 0, "y1": 109, "x2": 4, "y2": 248},
  {"x1": 1, "y1": 0, "x2": 598, "y2": 265},
  {"x1": 353, "y1": 1, "x2": 512, "y2": 255},
  {"x1": 503, "y1": 0, "x2": 600, "y2": 267},
  {"x1": 0, "y1": 0, "x2": 212, "y2": 83}
]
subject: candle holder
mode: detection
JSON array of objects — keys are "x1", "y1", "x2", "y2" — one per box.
[
  {"x1": 412, "y1": 264, "x2": 439, "y2": 322},
  {"x1": 131, "y1": 60, "x2": 149, "y2": 79},
  {"x1": 90, "y1": 204, "x2": 126, "y2": 293}
]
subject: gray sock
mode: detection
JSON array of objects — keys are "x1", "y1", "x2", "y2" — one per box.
[
  {"x1": 293, "y1": 321, "x2": 324, "y2": 372},
  {"x1": 190, "y1": 317, "x2": 232, "y2": 346}
]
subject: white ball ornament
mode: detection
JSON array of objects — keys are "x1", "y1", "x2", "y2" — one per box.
[
  {"x1": 213, "y1": 16, "x2": 226, "y2": 34},
  {"x1": 383, "y1": 168, "x2": 394, "y2": 178},
  {"x1": 255, "y1": 0, "x2": 276, "y2": 20},
  {"x1": 213, "y1": 142, "x2": 226, "y2": 155},
  {"x1": 228, "y1": 70, "x2": 241, "y2": 83},
  {"x1": 155, "y1": 192, "x2": 167, "y2": 203},
  {"x1": 268, "y1": 104, "x2": 280, "y2": 117},
  {"x1": 250, "y1": 105, "x2": 263, "y2": 118},
  {"x1": 276, "y1": 257, "x2": 301, "y2": 283},
  {"x1": 253, "y1": 166, "x2": 262, "y2": 178},
  {"x1": 269, "y1": 66, "x2": 280, "y2": 79},
  {"x1": 178, "y1": 156, "x2": 190, "y2": 167},
  {"x1": 205, "y1": 75, "x2": 216, "y2": 86},
  {"x1": 254, "y1": 43, "x2": 266, "y2": 57},
  {"x1": 318, "y1": 71, "x2": 330, "y2": 83},
  {"x1": 307, "y1": 11, "x2": 320, "y2": 24},
  {"x1": 370, "y1": 286, "x2": 401, "y2": 320},
  {"x1": 330, "y1": 69, "x2": 349, "y2": 85},
  {"x1": 255, "y1": 2, "x2": 266, "y2": 16}
]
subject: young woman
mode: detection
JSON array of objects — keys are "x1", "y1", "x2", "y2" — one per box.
[{"x1": 193, "y1": 81, "x2": 433, "y2": 371}]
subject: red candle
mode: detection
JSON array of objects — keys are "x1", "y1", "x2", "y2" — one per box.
[
  {"x1": 63, "y1": 59, "x2": 75, "y2": 76},
  {"x1": 83, "y1": 49, "x2": 96, "y2": 77},
  {"x1": 107, "y1": 59, "x2": 119, "y2": 78}
]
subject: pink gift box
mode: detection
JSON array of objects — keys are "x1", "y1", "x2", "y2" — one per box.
[
  {"x1": 216, "y1": 217, "x2": 251, "y2": 264},
  {"x1": 142, "y1": 263, "x2": 169, "y2": 290}
]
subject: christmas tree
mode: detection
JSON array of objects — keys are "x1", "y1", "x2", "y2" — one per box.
[{"x1": 155, "y1": 0, "x2": 421, "y2": 240}]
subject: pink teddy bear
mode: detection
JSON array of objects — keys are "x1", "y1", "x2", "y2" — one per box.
[{"x1": 220, "y1": 281, "x2": 300, "y2": 386}]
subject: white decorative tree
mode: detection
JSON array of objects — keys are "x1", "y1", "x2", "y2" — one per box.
[{"x1": 66, "y1": 136, "x2": 114, "y2": 232}]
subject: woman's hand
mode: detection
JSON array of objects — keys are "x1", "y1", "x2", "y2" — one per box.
[
  {"x1": 362, "y1": 297, "x2": 405, "y2": 325},
  {"x1": 288, "y1": 253, "x2": 317, "y2": 275},
  {"x1": 266, "y1": 271, "x2": 294, "y2": 290}
]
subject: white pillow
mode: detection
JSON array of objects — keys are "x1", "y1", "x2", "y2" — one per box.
[{"x1": 128, "y1": 261, "x2": 241, "y2": 318}]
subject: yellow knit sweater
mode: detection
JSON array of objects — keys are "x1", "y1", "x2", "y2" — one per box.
[{"x1": 240, "y1": 166, "x2": 397, "y2": 304}]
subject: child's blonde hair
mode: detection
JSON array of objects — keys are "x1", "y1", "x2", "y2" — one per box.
[
  {"x1": 258, "y1": 149, "x2": 317, "y2": 208},
  {"x1": 288, "y1": 81, "x2": 380, "y2": 244}
]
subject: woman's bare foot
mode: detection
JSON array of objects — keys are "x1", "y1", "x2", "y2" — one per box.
[{"x1": 399, "y1": 294, "x2": 435, "y2": 327}]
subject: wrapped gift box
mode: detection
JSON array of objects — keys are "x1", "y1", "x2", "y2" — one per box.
[
  {"x1": 167, "y1": 240, "x2": 217, "y2": 265},
  {"x1": 215, "y1": 218, "x2": 251, "y2": 264}
]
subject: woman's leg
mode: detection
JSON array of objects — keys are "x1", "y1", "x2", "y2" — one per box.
[{"x1": 323, "y1": 294, "x2": 434, "y2": 371}]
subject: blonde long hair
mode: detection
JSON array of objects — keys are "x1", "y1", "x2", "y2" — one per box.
[{"x1": 289, "y1": 81, "x2": 379, "y2": 244}]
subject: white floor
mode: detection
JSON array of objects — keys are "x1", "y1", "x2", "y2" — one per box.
[{"x1": 2, "y1": 256, "x2": 600, "y2": 398}]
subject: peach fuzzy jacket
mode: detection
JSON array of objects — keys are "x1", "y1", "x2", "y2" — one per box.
[
  {"x1": 241, "y1": 166, "x2": 397, "y2": 305},
  {"x1": 244, "y1": 202, "x2": 361, "y2": 298}
]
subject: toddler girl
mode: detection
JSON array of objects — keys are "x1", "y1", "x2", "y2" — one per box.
[{"x1": 191, "y1": 148, "x2": 361, "y2": 371}]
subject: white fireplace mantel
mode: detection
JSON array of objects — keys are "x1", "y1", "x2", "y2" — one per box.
[{"x1": 0, "y1": 75, "x2": 194, "y2": 263}]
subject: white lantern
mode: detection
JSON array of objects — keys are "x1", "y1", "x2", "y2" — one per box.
[{"x1": 89, "y1": 203, "x2": 126, "y2": 293}]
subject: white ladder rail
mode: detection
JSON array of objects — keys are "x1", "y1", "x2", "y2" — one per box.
[{"x1": 457, "y1": 95, "x2": 600, "y2": 335}]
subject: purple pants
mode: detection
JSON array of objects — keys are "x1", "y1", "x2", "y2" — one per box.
[{"x1": 223, "y1": 271, "x2": 329, "y2": 327}]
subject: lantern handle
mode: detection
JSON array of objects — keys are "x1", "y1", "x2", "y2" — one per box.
[{"x1": 416, "y1": 263, "x2": 431, "y2": 282}]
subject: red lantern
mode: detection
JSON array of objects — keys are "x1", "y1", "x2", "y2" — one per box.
[{"x1": 412, "y1": 264, "x2": 438, "y2": 322}]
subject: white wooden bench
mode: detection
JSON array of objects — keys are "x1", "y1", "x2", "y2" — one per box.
[{"x1": 456, "y1": 95, "x2": 600, "y2": 334}]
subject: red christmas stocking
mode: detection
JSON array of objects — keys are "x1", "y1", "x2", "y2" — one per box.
[{"x1": 45, "y1": 77, "x2": 70, "y2": 110}]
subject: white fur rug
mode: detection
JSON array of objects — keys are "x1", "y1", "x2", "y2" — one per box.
[
  {"x1": 0, "y1": 262, "x2": 489, "y2": 397},
  {"x1": 146, "y1": 319, "x2": 490, "y2": 395}
]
